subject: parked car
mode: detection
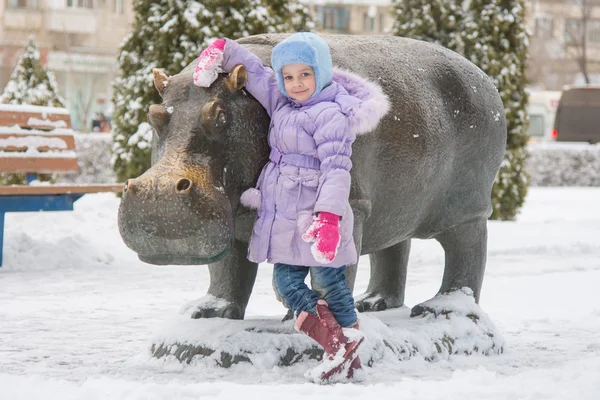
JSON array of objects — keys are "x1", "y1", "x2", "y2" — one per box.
[
  {"x1": 527, "y1": 90, "x2": 561, "y2": 142},
  {"x1": 553, "y1": 86, "x2": 600, "y2": 144}
]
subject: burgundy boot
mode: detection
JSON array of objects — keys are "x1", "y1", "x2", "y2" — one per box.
[
  {"x1": 345, "y1": 322, "x2": 362, "y2": 379},
  {"x1": 295, "y1": 310, "x2": 343, "y2": 357},
  {"x1": 314, "y1": 300, "x2": 364, "y2": 381},
  {"x1": 296, "y1": 308, "x2": 364, "y2": 383}
]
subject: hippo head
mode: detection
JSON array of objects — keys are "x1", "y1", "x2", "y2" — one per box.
[{"x1": 118, "y1": 64, "x2": 270, "y2": 265}]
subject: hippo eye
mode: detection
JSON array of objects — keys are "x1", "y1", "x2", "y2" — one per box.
[{"x1": 201, "y1": 100, "x2": 228, "y2": 132}]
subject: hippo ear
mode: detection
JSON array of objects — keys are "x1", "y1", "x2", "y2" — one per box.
[
  {"x1": 201, "y1": 100, "x2": 227, "y2": 133},
  {"x1": 148, "y1": 104, "x2": 170, "y2": 136},
  {"x1": 225, "y1": 64, "x2": 247, "y2": 92},
  {"x1": 153, "y1": 68, "x2": 169, "y2": 95}
]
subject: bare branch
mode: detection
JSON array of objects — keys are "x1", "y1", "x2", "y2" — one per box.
[{"x1": 563, "y1": 0, "x2": 592, "y2": 83}]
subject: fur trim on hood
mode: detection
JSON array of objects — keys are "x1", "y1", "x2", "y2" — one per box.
[{"x1": 332, "y1": 67, "x2": 390, "y2": 136}]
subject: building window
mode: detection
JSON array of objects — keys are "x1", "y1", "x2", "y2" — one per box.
[
  {"x1": 535, "y1": 17, "x2": 554, "y2": 38},
  {"x1": 7, "y1": 0, "x2": 39, "y2": 8},
  {"x1": 564, "y1": 19, "x2": 582, "y2": 44},
  {"x1": 323, "y1": 7, "x2": 336, "y2": 30},
  {"x1": 317, "y1": 5, "x2": 350, "y2": 33},
  {"x1": 379, "y1": 12, "x2": 385, "y2": 33},
  {"x1": 67, "y1": 0, "x2": 100, "y2": 8},
  {"x1": 588, "y1": 21, "x2": 600, "y2": 43},
  {"x1": 114, "y1": 0, "x2": 123, "y2": 14},
  {"x1": 363, "y1": 13, "x2": 375, "y2": 33}
]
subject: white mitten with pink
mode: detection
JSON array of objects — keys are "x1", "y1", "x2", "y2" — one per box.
[
  {"x1": 302, "y1": 212, "x2": 341, "y2": 264},
  {"x1": 193, "y1": 39, "x2": 226, "y2": 87}
]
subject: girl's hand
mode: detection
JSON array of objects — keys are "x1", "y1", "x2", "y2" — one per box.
[
  {"x1": 193, "y1": 39, "x2": 226, "y2": 87},
  {"x1": 302, "y1": 212, "x2": 341, "y2": 264}
]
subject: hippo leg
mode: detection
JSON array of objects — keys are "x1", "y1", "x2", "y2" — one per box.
[
  {"x1": 411, "y1": 217, "x2": 487, "y2": 317},
  {"x1": 355, "y1": 239, "x2": 410, "y2": 312},
  {"x1": 190, "y1": 239, "x2": 258, "y2": 320},
  {"x1": 344, "y1": 216, "x2": 363, "y2": 294}
]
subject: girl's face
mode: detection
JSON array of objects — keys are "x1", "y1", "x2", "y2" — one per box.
[{"x1": 281, "y1": 64, "x2": 316, "y2": 102}]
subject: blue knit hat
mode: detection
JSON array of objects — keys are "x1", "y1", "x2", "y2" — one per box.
[{"x1": 271, "y1": 32, "x2": 333, "y2": 98}]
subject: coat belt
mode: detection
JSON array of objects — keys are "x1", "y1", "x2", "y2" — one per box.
[{"x1": 269, "y1": 148, "x2": 320, "y2": 170}]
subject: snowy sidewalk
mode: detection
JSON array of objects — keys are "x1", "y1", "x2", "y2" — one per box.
[{"x1": 1, "y1": 188, "x2": 599, "y2": 399}]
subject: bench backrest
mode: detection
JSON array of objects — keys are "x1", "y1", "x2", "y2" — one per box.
[{"x1": 0, "y1": 104, "x2": 79, "y2": 174}]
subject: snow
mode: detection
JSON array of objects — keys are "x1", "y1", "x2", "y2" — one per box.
[
  {"x1": 126, "y1": 122, "x2": 153, "y2": 151},
  {"x1": 0, "y1": 135, "x2": 68, "y2": 151},
  {"x1": 1, "y1": 187, "x2": 599, "y2": 399},
  {"x1": 57, "y1": 133, "x2": 117, "y2": 185},
  {"x1": 0, "y1": 104, "x2": 69, "y2": 115},
  {"x1": 0, "y1": 126, "x2": 74, "y2": 135},
  {"x1": 308, "y1": 0, "x2": 391, "y2": 5},
  {"x1": 0, "y1": 149, "x2": 76, "y2": 158},
  {"x1": 26, "y1": 117, "x2": 67, "y2": 129},
  {"x1": 528, "y1": 142, "x2": 600, "y2": 186}
]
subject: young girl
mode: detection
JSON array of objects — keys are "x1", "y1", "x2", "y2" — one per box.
[{"x1": 193, "y1": 32, "x2": 370, "y2": 383}]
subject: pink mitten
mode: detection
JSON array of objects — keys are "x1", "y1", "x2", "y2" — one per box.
[
  {"x1": 193, "y1": 39, "x2": 226, "y2": 87},
  {"x1": 302, "y1": 212, "x2": 341, "y2": 264}
]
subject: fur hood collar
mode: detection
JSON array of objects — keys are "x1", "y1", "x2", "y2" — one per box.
[{"x1": 332, "y1": 67, "x2": 390, "y2": 136}]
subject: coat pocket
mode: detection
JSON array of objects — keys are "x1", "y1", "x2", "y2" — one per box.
[
  {"x1": 278, "y1": 172, "x2": 319, "y2": 219},
  {"x1": 296, "y1": 211, "x2": 314, "y2": 239}
]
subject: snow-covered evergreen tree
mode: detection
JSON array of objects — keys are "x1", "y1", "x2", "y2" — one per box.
[
  {"x1": 463, "y1": 0, "x2": 530, "y2": 220},
  {"x1": 0, "y1": 37, "x2": 65, "y2": 186},
  {"x1": 0, "y1": 37, "x2": 65, "y2": 107},
  {"x1": 112, "y1": 0, "x2": 314, "y2": 182},
  {"x1": 391, "y1": 0, "x2": 465, "y2": 52},
  {"x1": 392, "y1": 0, "x2": 530, "y2": 220}
]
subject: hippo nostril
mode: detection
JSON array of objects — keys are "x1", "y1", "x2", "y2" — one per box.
[{"x1": 176, "y1": 178, "x2": 192, "y2": 193}]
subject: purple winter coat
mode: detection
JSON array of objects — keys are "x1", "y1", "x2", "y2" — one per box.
[{"x1": 222, "y1": 39, "x2": 388, "y2": 268}]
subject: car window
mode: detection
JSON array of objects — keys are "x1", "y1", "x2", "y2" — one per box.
[{"x1": 529, "y1": 114, "x2": 544, "y2": 137}]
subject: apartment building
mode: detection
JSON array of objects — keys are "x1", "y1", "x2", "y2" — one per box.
[
  {"x1": 0, "y1": 0, "x2": 392, "y2": 130},
  {"x1": 527, "y1": 0, "x2": 600, "y2": 89},
  {"x1": 0, "y1": 0, "x2": 134, "y2": 130},
  {"x1": 4, "y1": 0, "x2": 592, "y2": 127},
  {"x1": 308, "y1": 0, "x2": 394, "y2": 35},
  {"x1": 309, "y1": 0, "x2": 600, "y2": 90}
]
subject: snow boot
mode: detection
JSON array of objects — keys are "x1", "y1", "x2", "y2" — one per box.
[
  {"x1": 345, "y1": 322, "x2": 363, "y2": 380},
  {"x1": 314, "y1": 300, "x2": 364, "y2": 382},
  {"x1": 295, "y1": 300, "x2": 364, "y2": 383},
  {"x1": 295, "y1": 309, "x2": 342, "y2": 357}
]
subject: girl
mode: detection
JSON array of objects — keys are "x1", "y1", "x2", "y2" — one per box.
[{"x1": 193, "y1": 32, "x2": 377, "y2": 382}]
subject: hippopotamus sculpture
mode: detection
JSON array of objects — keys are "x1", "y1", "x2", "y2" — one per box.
[{"x1": 118, "y1": 34, "x2": 506, "y2": 320}]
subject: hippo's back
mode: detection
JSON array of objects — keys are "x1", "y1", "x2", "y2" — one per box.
[{"x1": 238, "y1": 34, "x2": 507, "y2": 252}]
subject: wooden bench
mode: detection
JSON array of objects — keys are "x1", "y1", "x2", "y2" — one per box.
[{"x1": 0, "y1": 104, "x2": 123, "y2": 266}]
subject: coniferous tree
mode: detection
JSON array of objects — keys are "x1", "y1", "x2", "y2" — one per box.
[
  {"x1": 463, "y1": 0, "x2": 530, "y2": 220},
  {"x1": 392, "y1": 0, "x2": 465, "y2": 52},
  {"x1": 393, "y1": 0, "x2": 530, "y2": 220},
  {"x1": 112, "y1": 0, "x2": 314, "y2": 182},
  {"x1": 0, "y1": 37, "x2": 65, "y2": 107},
  {"x1": 0, "y1": 37, "x2": 65, "y2": 185}
]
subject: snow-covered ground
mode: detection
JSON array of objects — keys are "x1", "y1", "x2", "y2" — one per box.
[{"x1": 1, "y1": 187, "x2": 599, "y2": 399}]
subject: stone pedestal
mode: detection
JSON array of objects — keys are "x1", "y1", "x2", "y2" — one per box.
[{"x1": 150, "y1": 290, "x2": 504, "y2": 368}]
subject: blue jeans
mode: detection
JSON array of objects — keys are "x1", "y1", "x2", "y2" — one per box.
[{"x1": 273, "y1": 263, "x2": 357, "y2": 327}]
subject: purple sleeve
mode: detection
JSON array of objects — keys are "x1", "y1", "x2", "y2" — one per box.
[
  {"x1": 312, "y1": 109, "x2": 356, "y2": 217},
  {"x1": 221, "y1": 38, "x2": 285, "y2": 117}
]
